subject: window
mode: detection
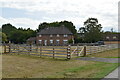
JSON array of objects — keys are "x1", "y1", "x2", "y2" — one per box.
[
  {"x1": 50, "y1": 35, "x2": 53, "y2": 37},
  {"x1": 106, "y1": 36, "x2": 109, "y2": 39},
  {"x1": 39, "y1": 35, "x2": 42, "y2": 37},
  {"x1": 64, "y1": 34, "x2": 68, "y2": 37},
  {"x1": 39, "y1": 40, "x2": 42, "y2": 44},
  {"x1": 50, "y1": 40, "x2": 53, "y2": 44},
  {"x1": 56, "y1": 40, "x2": 60, "y2": 45},
  {"x1": 44, "y1": 40, "x2": 47, "y2": 46},
  {"x1": 113, "y1": 36, "x2": 117, "y2": 39},
  {"x1": 63, "y1": 40, "x2": 68, "y2": 44},
  {"x1": 57, "y1": 34, "x2": 60, "y2": 37}
]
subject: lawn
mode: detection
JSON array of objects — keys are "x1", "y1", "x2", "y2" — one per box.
[
  {"x1": 2, "y1": 54, "x2": 119, "y2": 79},
  {"x1": 86, "y1": 48, "x2": 120, "y2": 58}
]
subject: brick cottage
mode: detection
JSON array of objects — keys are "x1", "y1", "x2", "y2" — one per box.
[{"x1": 36, "y1": 26, "x2": 74, "y2": 46}]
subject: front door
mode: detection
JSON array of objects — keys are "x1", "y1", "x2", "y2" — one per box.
[{"x1": 44, "y1": 40, "x2": 47, "y2": 46}]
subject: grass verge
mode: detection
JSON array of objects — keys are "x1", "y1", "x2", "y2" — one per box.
[
  {"x1": 2, "y1": 54, "x2": 119, "y2": 78},
  {"x1": 86, "y1": 48, "x2": 119, "y2": 58},
  {"x1": 46, "y1": 62, "x2": 119, "y2": 79}
]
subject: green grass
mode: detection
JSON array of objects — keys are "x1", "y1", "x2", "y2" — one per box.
[
  {"x1": 86, "y1": 48, "x2": 119, "y2": 58},
  {"x1": 46, "y1": 62, "x2": 119, "y2": 78},
  {"x1": 2, "y1": 54, "x2": 119, "y2": 78},
  {"x1": 91, "y1": 63, "x2": 119, "y2": 78}
]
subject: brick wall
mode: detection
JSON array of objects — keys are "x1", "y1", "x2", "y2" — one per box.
[{"x1": 36, "y1": 34, "x2": 74, "y2": 46}]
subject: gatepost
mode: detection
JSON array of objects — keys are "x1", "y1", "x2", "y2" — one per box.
[
  {"x1": 67, "y1": 45, "x2": 71, "y2": 59},
  {"x1": 83, "y1": 45, "x2": 86, "y2": 57}
]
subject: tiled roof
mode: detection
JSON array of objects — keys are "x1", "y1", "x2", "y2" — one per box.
[
  {"x1": 37, "y1": 26, "x2": 73, "y2": 35},
  {"x1": 27, "y1": 37, "x2": 36, "y2": 41}
]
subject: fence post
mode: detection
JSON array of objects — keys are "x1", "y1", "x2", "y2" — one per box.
[
  {"x1": 17, "y1": 45, "x2": 20, "y2": 55},
  {"x1": 53, "y1": 48, "x2": 55, "y2": 59},
  {"x1": 30, "y1": 44, "x2": 32, "y2": 51},
  {"x1": 77, "y1": 44, "x2": 79, "y2": 56},
  {"x1": 83, "y1": 45, "x2": 86, "y2": 57},
  {"x1": 40, "y1": 46, "x2": 42, "y2": 57},
  {"x1": 8, "y1": 43, "x2": 11, "y2": 53},
  {"x1": 4, "y1": 44, "x2": 6, "y2": 53},
  {"x1": 67, "y1": 45, "x2": 71, "y2": 59},
  {"x1": 36, "y1": 44, "x2": 38, "y2": 52}
]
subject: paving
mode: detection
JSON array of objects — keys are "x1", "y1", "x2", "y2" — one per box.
[
  {"x1": 76, "y1": 57, "x2": 120, "y2": 63},
  {"x1": 104, "y1": 66, "x2": 119, "y2": 78},
  {"x1": 101, "y1": 66, "x2": 120, "y2": 80}
]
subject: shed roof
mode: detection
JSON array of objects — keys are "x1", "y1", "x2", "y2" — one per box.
[{"x1": 27, "y1": 37, "x2": 36, "y2": 41}]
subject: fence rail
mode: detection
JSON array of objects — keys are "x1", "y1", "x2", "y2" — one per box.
[
  {"x1": 2, "y1": 44, "x2": 71, "y2": 59},
  {"x1": 2, "y1": 43, "x2": 118, "y2": 59}
]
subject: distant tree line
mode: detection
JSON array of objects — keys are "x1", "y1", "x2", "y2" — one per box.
[
  {"x1": 1, "y1": 21, "x2": 77, "y2": 44},
  {"x1": 1, "y1": 18, "x2": 118, "y2": 44},
  {"x1": 2, "y1": 23, "x2": 36, "y2": 43}
]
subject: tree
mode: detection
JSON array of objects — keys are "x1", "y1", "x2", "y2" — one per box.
[
  {"x1": 2, "y1": 23, "x2": 36, "y2": 44},
  {"x1": 37, "y1": 21, "x2": 77, "y2": 35},
  {"x1": 68, "y1": 39, "x2": 73, "y2": 44},
  {"x1": 0, "y1": 32, "x2": 8, "y2": 42},
  {"x1": 59, "y1": 20, "x2": 77, "y2": 34},
  {"x1": 79, "y1": 18, "x2": 103, "y2": 42},
  {"x1": 2, "y1": 23, "x2": 17, "y2": 36}
]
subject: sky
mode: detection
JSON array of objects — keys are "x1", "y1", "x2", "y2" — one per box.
[{"x1": 0, "y1": 0, "x2": 119, "y2": 32}]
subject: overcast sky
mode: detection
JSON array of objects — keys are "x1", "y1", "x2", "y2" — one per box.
[{"x1": 0, "y1": 0, "x2": 119, "y2": 32}]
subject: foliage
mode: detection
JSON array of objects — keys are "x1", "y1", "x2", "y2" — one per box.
[
  {"x1": 2, "y1": 23, "x2": 17, "y2": 38},
  {"x1": 37, "y1": 20, "x2": 77, "y2": 35},
  {"x1": 74, "y1": 37, "x2": 83, "y2": 43},
  {"x1": 0, "y1": 32, "x2": 8, "y2": 42},
  {"x1": 68, "y1": 39, "x2": 73, "y2": 44},
  {"x1": 2, "y1": 23, "x2": 36, "y2": 44},
  {"x1": 79, "y1": 18, "x2": 103, "y2": 42}
]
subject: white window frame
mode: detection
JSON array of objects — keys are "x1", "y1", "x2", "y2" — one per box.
[
  {"x1": 50, "y1": 34, "x2": 53, "y2": 37},
  {"x1": 63, "y1": 40, "x2": 68, "y2": 44},
  {"x1": 113, "y1": 36, "x2": 117, "y2": 39},
  {"x1": 106, "y1": 36, "x2": 109, "y2": 39},
  {"x1": 50, "y1": 40, "x2": 53, "y2": 44},
  {"x1": 39, "y1": 35, "x2": 42, "y2": 37},
  {"x1": 39, "y1": 40, "x2": 42, "y2": 44},
  {"x1": 56, "y1": 40, "x2": 60, "y2": 44},
  {"x1": 57, "y1": 34, "x2": 60, "y2": 37},
  {"x1": 64, "y1": 34, "x2": 68, "y2": 37}
]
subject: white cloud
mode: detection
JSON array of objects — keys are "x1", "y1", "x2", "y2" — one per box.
[
  {"x1": 0, "y1": 17, "x2": 41, "y2": 30},
  {"x1": 0, "y1": 0, "x2": 119, "y2": 31}
]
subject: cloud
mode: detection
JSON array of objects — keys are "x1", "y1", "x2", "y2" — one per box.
[
  {"x1": 0, "y1": 17, "x2": 41, "y2": 30},
  {"x1": 0, "y1": 0, "x2": 119, "y2": 31}
]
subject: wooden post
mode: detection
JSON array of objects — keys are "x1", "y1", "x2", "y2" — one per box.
[
  {"x1": 83, "y1": 45, "x2": 86, "y2": 57},
  {"x1": 17, "y1": 45, "x2": 20, "y2": 55},
  {"x1": 4, "y1": 44, "x2": 6, "y2": 53},
  {"x1": 29, "y1": 44, "x2": 32, "y2": 55},
  {"x1": 30, "y1": 44, "x2": 32, "y2": 51},
  {"x1": 36, "y1": 45, "x2": 38, "y2": 52},
  {"x1": 77, "y1": 44, "x2": 79, "y2": 56},
  {"x1": 40, "y1": 46, "x2": 42, "y2": 57},
  {"x1": 53, "y1": 48, "x2": 55, "y2": 59},
  {"x1": 90, "y1": 46, "x2": 92, "y2": 54},
  {"x1": 67, "y1": 45, "x2": 71, "y2": 59},
  {"x1": 8, "y1": 43, "x2": 11, "y2": 53}
]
